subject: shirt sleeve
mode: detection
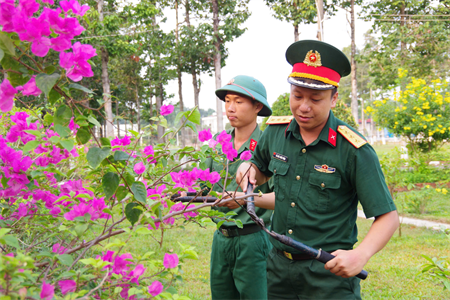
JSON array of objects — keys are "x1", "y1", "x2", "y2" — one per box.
[
  {"x1": 250, "y1": 126, "x2": 274, "y2": 178},
  {"x1": 352, "y1": 145, "x2": 397, "y2": 218}
]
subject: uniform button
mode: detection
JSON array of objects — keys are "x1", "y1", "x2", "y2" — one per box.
[
  {"x1": 302, "y1": 149, "x2": 306, "y2": 153},
  {"x1": 291, "y1": 202, "x2": 295, "y2": 207},
  {"x1": 288, "y1": 229, "x2": 293, "y2": 234},
  {"x1": 321, "y1": 182, "x2": 325, "y2": 188},
  {"x1": 274, "y1": 169, "x2": 277, "y2": 174},
  {"x1": 296, "y1": 175, "x2": 300, "y2": 180}
]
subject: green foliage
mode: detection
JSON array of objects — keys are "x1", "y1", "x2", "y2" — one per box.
[
  {"x1": 366, "y1": 71, "x2": 450, "y2": 153},
  {"x1": 420, "y1": 229, "x2": 450, "y2": 291},
  {"x1": 361, "y1": 0, "x2": 450, "y2": 89}
]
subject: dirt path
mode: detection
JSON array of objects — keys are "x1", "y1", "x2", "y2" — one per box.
[{"x1": 358, "y1": 210, "x2": 450, "y2": 230}]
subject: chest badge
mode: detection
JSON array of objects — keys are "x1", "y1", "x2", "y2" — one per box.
[
  {"x1": 273, "y1": 152, "x2": 288, "y2": 162},
  {"x1": 250, "y1": 139, "x2": 257, "y2": 151},
  {"x1": 314, "y1": 164, "x2": 336, "y2": 173}
]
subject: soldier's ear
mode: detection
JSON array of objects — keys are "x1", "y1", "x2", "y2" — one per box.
[
  {"x1": 331, "y1": 92, "x2": 338, "y2": 109},
  {"x1": 255, "y1": 102, "x2": 263, "y2": 114}
]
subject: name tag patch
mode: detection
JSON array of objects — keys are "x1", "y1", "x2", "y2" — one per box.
[
  {"x1": 273, "y1": 152, "x2": 288, "y2": 162},
  {"x1": 314, "y1": 164, "x2": 336, "y2": 173}
]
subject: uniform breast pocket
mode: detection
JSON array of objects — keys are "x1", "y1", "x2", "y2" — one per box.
[
  {"x1": 306, "y1": 171, "x2": 341, "y2": 213},
  {"x1": 268, "y1": 160, "x2": 290, "y2": 202}
]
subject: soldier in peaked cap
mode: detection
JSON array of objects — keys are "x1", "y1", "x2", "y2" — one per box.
[
  {"x1": 206, "y1": 75, "x2": 276, "y2": 300},
  {"x1": 235, "y1": 40, "x2": 399, "y2": 299}
]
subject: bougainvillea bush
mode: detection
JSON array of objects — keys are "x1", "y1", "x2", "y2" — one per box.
[{"x1": 0, "y1": 1, "x2": 249, "y2": 299}]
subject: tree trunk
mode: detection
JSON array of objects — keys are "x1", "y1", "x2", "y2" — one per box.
[
  {"x1": 116, "y1": 100, "x2": 120, "y2": 138},
  {"x1": 315, "y1": 0, "x2": 324, "y2": 41},
  {"x1": 186, "y1": 1, "x2": 200, "y2": 110},
  {"x1": 350, "y1": 0, "x2": 358, "y2": 126},
  {"x1": 155, "y1": 83, "x2": 165, "y2": 142},
  {"x1": 294, "y1": 24, "x2": 299, "y2": 42},
  {"x1": 135, "y1": 86, "x2": 140, "y2": 133},
  {"x1": 176, "y1": 0, "x2": 185, "y2": 147},
  {"x1": 212, "y1": 0, "x2": 223, "y2": 133},
  {"x1": 98, "y1": 0, "x2": 113, "y2": 137}
]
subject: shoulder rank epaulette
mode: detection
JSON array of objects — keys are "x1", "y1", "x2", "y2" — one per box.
[
  {"x1": 265, "y1": 115, "x2": 294, "y2": 125},
  {"x1": 337, "y1": 125, "x2": 367, "y2": 149}
]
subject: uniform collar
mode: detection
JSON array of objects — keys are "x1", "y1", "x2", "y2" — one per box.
[
  {"x1": 285, "y1": 110, "x2": 338, "y2": 148},
  {"x1": 229, "y1": 124, "x2": 262, "y2": 154}
]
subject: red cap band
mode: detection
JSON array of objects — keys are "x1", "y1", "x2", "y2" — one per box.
[{"x1": 289, "y1": 63, "x2": 341, "y2": 87}]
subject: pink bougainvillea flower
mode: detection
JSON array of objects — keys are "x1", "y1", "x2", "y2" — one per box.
[
  {"x1": 160, "y1": 104, "x2": 174, "y2": 116},
  {"x1": 142, "y1": 145, "x2": 156, "y2": 163},
  {"x1": 68, "y1": 118, "x2": 80, "y2": 131},
  {"x1": 58, "y1": 279, "x2": 76, "y2": 295},
  {"x1": 51, "y1": 35, "x2": 72, "y2": 52},
  {"x1": 59, "y1": 42, "x2": 96, "y2": 82},
  {"x1": 208, "y1": 139, "x2": 218, "y2": 149},
  {"x1": 52, "y1": 243, "x2": 67, "y2": 254},
  {"x1": 40, "y1": 281, "x2": 55, "y2": 300},
  {"x1": 240, "y1": 150, "x2": 252, "y2": 161},
  {"x1": 18, "y1": 76, "x2": 42, "y2": 96},
  {"x1": 41, "y1": 0, "x2": 54, "y2": 4},
  {"x1": 59, "y1": 0, "x2": 89, "y2": 16},
  {"x1": 60, "y1": 0, "x2": 90, "y2": 16},
  {"x1": 0, "y1": 1, "x2": 17, "y2": 32},
  {"x1": 222, "y1": 141, "x2": 238, "y2": 161},
  {"x1": 198, "y1": 128, "x2": 212, "y2": 142},
  {"x1": 129, "y1": 264, "x2": 146, "y2": 284},
  {"x1": 208, "y1": 172, "x2": 221, "y2": 185},
  {"x1": 133, "y1": 162, "x2": 146, "y2": 175},
  {"x1": 163, "y1": 253, "x2": 179, "y2": 269},
  {"x1": 216, "y1": 130, "x2": 231, "y2": 145},
  {"x1": 18, "y1": 0, "x2": 40, "y2": 17},
  {"x1": 148, "y1": 281, "x2": 163, "y2": 296},
  {"x1": 148, "y1": 216, "x2": 160, "y2": 230},
  {"x1": 0, "y1": 79, "x2": 18, "y2": 112}
]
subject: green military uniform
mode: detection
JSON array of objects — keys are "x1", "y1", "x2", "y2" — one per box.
[
  {"x1": 209, "y1": 126, "x2": 273, "y2": 300},
  {"x1": 208, "y1": 75, "x2": 273, "y2": 300},
  {"x1": 247, "y1": 40, "x2": 397, "y2": 299},
  {"x1": 251, "y1": 111, "x2": 396, "y2": 299}
]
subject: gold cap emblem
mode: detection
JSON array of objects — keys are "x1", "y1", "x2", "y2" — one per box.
[{"x1": 303, "y1": 50, "x2": 322, "y2": 67}]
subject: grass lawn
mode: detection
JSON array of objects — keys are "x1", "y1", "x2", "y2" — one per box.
[{"x1": 123, "y1": 216, "x2": 450, "y2": 299}]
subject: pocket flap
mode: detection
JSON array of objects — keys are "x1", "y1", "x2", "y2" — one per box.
[
  {"x1": 269, "y1": 160, "x2": 290, "y2": 176},
  {"x1": 308, "y1": 171, "x2": 341, "y2": 189}
]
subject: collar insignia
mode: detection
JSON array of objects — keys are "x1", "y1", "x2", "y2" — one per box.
[
  {"x1": 303, "y1": 50, "x2": 322, "y2": 67},
  {"x1": 314, "y1": 164, "x2": 336, "y2": 173},
  {"x1": 250, "y1": 139, "x2": 257, "y2": 151},
  {"x1": 273, "y1": 152, "x2": 288, "y2": 162}
]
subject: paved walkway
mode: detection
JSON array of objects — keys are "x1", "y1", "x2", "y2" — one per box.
[{"x1": 358, "y1": 210, "x2": 450, "y2": 230}]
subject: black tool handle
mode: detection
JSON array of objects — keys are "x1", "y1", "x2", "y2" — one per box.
[{"x1": 316, "y1": 249, "x2": 368, "y2": 280}]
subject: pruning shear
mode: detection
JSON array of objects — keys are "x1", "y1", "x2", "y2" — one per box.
[{"x1": 245, "y1": 183, "x2": 368, "y2": 280}]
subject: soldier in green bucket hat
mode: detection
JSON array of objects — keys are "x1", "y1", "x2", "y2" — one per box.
[{"x1": 207, "y1": 75, "x2": 275, "y2": 300}]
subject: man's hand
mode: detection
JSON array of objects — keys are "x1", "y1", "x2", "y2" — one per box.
[
  {"x1": 217, "y1": 191, "x2": 245, "y2": 209},
  {"x1": 324, "y1": 249, "x2": 369, "y2": 278},
  {"x1": 235, "y1": 162, "x2": 257, "y2": 192}
]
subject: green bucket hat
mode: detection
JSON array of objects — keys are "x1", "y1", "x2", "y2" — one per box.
[{"x1": 215, "y1": 75, "x2": 272, "y2": 117}]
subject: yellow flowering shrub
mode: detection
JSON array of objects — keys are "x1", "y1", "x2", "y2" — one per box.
[{"x1": 365, "y1": 70, "x2": 450, "y2": 153}]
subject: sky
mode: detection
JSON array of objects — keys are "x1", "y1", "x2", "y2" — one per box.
[{"x1": 164, "y1": 0, "x2": 374, "y2": 112}]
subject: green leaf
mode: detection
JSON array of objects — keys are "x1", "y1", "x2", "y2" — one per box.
[
  {"x1": 76, "y1": 127, "x2": 91, "y2": 145},
  {"x1": 49, "y1": 135, "x2": 60, "y2": 144},
  {"x1": 69, "y1": 83, "x2": 94, "y2": 94},
  {"x1": 23, "y1": 130, "x2": 42, "y2": 138},
  {"x1": 0, "y1": 33, "x2": 15, "y2": 56},
  {"x1": 54, "y1": 124, "x2": 71, "y2": 138},
  {"x1": 2, "y1": 235, "x2": 19, "y2": 249},
  {"x1": 128, "y1": 130, "x2": 139, "y2": 137},
  {"x1": 35, "y1": 73, "x2": 60, "y2": 97},
  {"x1": 43, "y1": 114, "x2": 54, "y2": 126},
  {"x1": 48, "y1": 88, "x2": 61, "y2": 105},
  {"x1": 235, "y1": 219, "x2": 243, "y2": 229},
  {"x1": 102, "y1": 172, "x2": 119, "y2": 200},
  {"x1": 114, "y1": 150, "x2": 132, "y2": 161},
  {"x1": 174, "y1": 111, "x2": 185, "y2": 126},
  {"x1": 57, "y1": 254, "x2": 74, "y2": 266},
  {"x1": 44, "y1": 65, "x2": 56, "y2": 75},
  {"x1": 54, "y1": 104, "x2": 72, "y2": 126},
  {"x1": 185, "y1": 123, "x2": 198, "y2": 134},
  {"x1": 116, "y1": 186, "x2": 128, "y2": 201},
  {"x1": 0, "y1": 48, "x2": 4, "y2": 62},
  {"x1": 124, "y1": 172, "x2": 135, "y2": 186},
  {"x1": 1, "y1": 176, "x2": 9, "y2": 189},
  {"x1": 60, "y1": 139, "x2": 74, "y2": 151},
  {"x1": 23, "y1": 140, "x2": 41, "y2": 152},
  {"x1": 74, "y1": 223, "x2": 88, "y2": 237},
  {"x1": 187, "y1": 108, "x2": 201, "y2": 125},
  {"x1": 135, "y1": 227, "x2": 151, "y2": 235},
  {"x1": 125, "y1": 203, "x2": 142, "y2": 225},
  {"x1": 86, "y1": 147, "x2": 111, "y2": 169},
  {"x1": 0, "y1": 228, "x2": 11, "y2": 239},
  {"x1": 87, "y1": 115, "x2": 101, "y2": 127},
  {"x1": 131, "y1": 182, "x2": 147, "y2": 203},
  {"x1": 100, "y1": 137, "x2": 111, "y2": 147}
]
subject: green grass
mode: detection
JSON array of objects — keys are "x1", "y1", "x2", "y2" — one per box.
[{"x1": 121, "y1": 217, "x2": 450, "y2": 299}]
